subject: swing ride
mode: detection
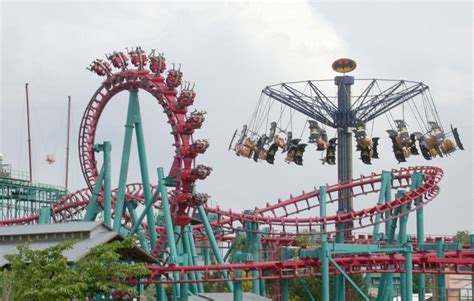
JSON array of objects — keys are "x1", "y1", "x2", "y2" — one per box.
[
  {"x1": 229, "y1": 77, "x2": 464, "y2": 167},
  {"x1": 0, "y1": 52, "x2": 472, "y2": 301}
]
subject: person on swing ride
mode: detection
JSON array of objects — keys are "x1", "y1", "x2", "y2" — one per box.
[
  {"x1": 253, "y1": 134, "x2": 268, "y2": 162},
  {"x1": 308, "y1": 120, "x2": 328, "y2": 150},
  {"x1": 387, "y1": 120, "x2": 420, "y2": 163},
  {"x1": 324, "y1": 138, "x2": 337, "y2": 165},
  {"x1": 353, "y1": 120, "x2": 379, "y2": 165}
]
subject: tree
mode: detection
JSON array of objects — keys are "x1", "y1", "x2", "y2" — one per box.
[
  {"x1": 1, "y1": 239, "x2": 150, "y2": 300},
  {"x1": 453, "y1": 230, "x2": 470, "y2": 244}
]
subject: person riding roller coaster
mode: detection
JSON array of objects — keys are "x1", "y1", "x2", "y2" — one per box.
[
  {"x1": 308, "y1": 120, "x2": 328, "y2": 150},
  {"x1": 353, "y1": 121, "x2": 379, "y2": 165}
]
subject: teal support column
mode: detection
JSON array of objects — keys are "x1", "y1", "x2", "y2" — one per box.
[
  {"x1": 101, "y1": 142, "x2": 112, "y2": 227},
  {"x1": 397, "y1": 190, "x2": 408, "y2": 301},
  {"x1": 372, "y1": 171, "x2": 392, "y2": 241},
  {"x1": 197, "y1": 205, "x2": 233, "y2": 292},
  {"x1": 182, "y1": 226, "x2": 198, "y2": 295},
  {"x1": 233, "y1": 251, "x2": 243, "y2": 301},
  {"x1": 158, "y1": 167, "x2": 180, "y2": 299},
  {"x1": 126, "y1": 202, "x2": 150, "y2": 252},
  {"x1": 130, "y1": 187, "x2": 160, "y2": 235},
  {"x1": 334, "y1": 223, "x2": 345, "y2": 301},
  {"x1": 282, "y1": 277, "x2": 289, "y2": 301},
  {"x1": 186, "y1": 226, "x2": 204, "y2": 293},
  {"x1": 320, "y1": 186, "x2": 330, "y2": 301},
  {"x1": 471, "y1": 235, "x2": 474, "y2": 301},
  {"x1": 113, "y1": 91, "x2": 137, "y2": 231},
  {"x1": 404, "y1": 245, "x2": 413, "y2": 301},
  {"x1": 436, "y1": 240, "x2": 446, "y2": 301},
  {"x1": 133, "y1": 100, "x2": 157, "y2": 247},
  {"x1": 84, "y1": 165, "x2": 105, "y2": 221},
  {"x1": 245, "y1": 219, "x2": 260, "y2": 295},
  {"x1": 39, "y1": 206, "x2": 51, "y2": 224},
  {"x1": 202, "y1": 240, "x2": 210, "y2": 265},
  {"x1": 180, "y1": 274, "x2": 188, "y2": 301},
  {"x1": 234, "y1": 268, "x2": 243, "y2": 301},
  {"x1": 329, "y1": 257, "x2": 369, "y2": 301},
  {"x1": 412, "y1": 173, "x2": 426, "y2": 301}
]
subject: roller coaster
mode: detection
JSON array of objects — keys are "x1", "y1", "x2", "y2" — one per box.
[{"x1": 0, "y1": 49, "x2": 472, "y2": 301}]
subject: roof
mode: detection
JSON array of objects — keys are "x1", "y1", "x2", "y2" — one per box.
[{"x1": 0, "y1": 222, "x2": 156, "y2": 267}]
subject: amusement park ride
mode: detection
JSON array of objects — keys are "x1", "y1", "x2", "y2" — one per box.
[{"x1": 0, "y1": 50, "x2": 472, "y2": 301}]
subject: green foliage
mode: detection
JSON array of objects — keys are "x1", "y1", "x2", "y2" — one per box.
[
  {"x1": 453, "y1": 230, "x2": 470, "y2": 244},
  {"x1": 287, "y1": 275, "x2": 367, "y2": 301},
  {"x1": 1, "y1": 238, "x2": 150, "y2": 300}
]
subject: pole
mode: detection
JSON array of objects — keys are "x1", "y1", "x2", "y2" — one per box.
[
  {"x1": 320, "y1": 186, "x2": 330, "y2": 301},
  {"x1": 65, "y1": 96, "x2": 71, "y2": 190},
  {"x1": 25, "y1": 83, "x2": 33, "y2": 182},
  {"x1": 334, "y1": 75, "x2": 354, "y2": 301},
  {"x1": 102, "y1": 142, "x2": 112, "y2": 227}
]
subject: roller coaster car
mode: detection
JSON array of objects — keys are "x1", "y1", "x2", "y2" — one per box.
[
  {"x1": 253, "y1": 134, "x2": 268, "y2": 162},
  {"x1": 128, "y1": 46, "x2": 148, "y2": 68},
  {"x1": 148, "y1": 50, "x2": 167, "y2": 74},
  {"x1": 308, "y1": 121, "x2": 329, "y2": 150},
  {"x1": 324, "y1": 138, "x2": 337, "y2": 165},
  {"x1": 266, "y1": 143, "x2": 279, "y2": 164},
  {"x1": 87, "y1": 59, "x2": 112, "y2": 77}
]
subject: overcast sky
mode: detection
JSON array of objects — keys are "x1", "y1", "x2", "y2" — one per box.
[{"x1": 0, "y1": 1, "x2": 472, "y2": 235}]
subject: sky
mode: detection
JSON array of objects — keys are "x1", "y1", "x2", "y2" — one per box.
[{"x1": 0, "y1": 1, "x2": 472, "y2": 235}]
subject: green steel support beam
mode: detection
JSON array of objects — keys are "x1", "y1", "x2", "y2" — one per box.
[
  {"x1": 157, "y1": 167, "x2": 180, "y2": 299},
  {"x1": 84, "y1": 165, "x2": 105, "y2": 221},
  {"x1": 411, "y1": 173, "x2": 426, "y2": 301},
  {"x1": 282, "y1": 277, "x2": 289, "y2": 301},
  {"x1": 396, "y1": 190, "x2": 408, "y2": 301},
  {"x1": 125, "y1": 202, "x2": 150, "y2": 252},
  {"x1": 133, "y1": 96, "x2": 158, "y2": 248},
  {"x1": 197, "y1": 205, "x2": 233, "y2": 292},
  {"x1": 130, "y1": 187, "x2": 160, "y2": 235},
  {"x1": 436, "y1": 240, "x2": 446, "y2": 301},
  {"x1": 39, "y1": 206, "x2": 51, "y2": 224},
  {"x1": 186, "y1": 226, "x2": 204, "y2": 293},
  {"x1": 182, "y1": 226, "x2": 198, "y2": 295},
  {"x1": 180, "y1": 273, "x2": 188, "y2": 301},
  {"x1": 329, "y1": 257, "x2": 369, "y2": 301},
  {"x1": 245, "y1": 219, "x2": 260, "y2": 295},
  {"x1": 113, "y1": 91, "x2": 137, "y2": 231},
  {"x1": 298, "y1": 277, "x2": 316, "y2": 301},
  {"x1": 372, "y1": 171, "x2": 392, "y2": 241},
  {"x1": 405, "y1": 245, "x2": 413, "y2": 301},
  {"x1": 320, "y1": 186, "x2": 330, "y2": 301},
  {"x1": 101, "y1": 142, "x2": 112, "y2": 227},
  {"x1": 471, "y1": 234, "x2": 474, "y2": 301},
  {"x1": 233, "y1": 251, "x2": 243, "y2": 301}
]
